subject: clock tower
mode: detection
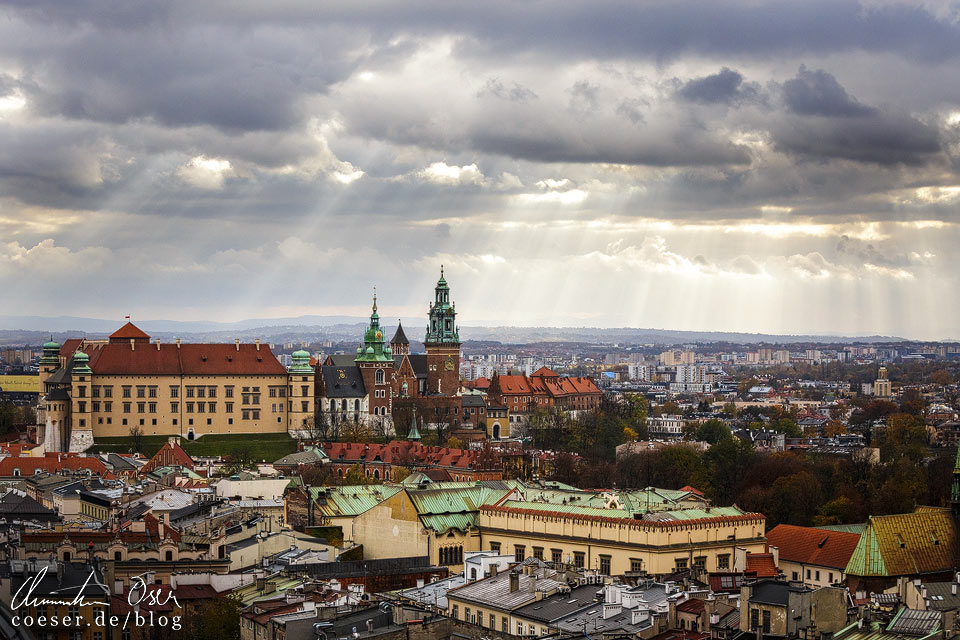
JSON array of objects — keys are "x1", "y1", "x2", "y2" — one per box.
[{"x1": 424, "y1": 266, "x2": 461, "y2": 396}]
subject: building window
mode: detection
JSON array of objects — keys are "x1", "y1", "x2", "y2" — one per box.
[
  {"x1": 171, "y1": 402, "x2": 179, "y2": 413},
  {"x1": 762, "y1": 610, "x2": 771, "y2": 633},
  {"x1": 186, "y1": 387, "x2": 194, "y2": 398},
  {"x1": 170, "y1": 386, "x2": 178, "y2": 398},
  {"x1": 252, "y1": 410, "x2": 260, "y2": 419},
  {"x1": 123, "y1": 402, "x2": 131, "y2": 413},
  {"x1": 137, "y1": 386, "x2": 145, "y2": 398},
  {"x1": 750, "y1": 608, "x2": 759, "y2": 630},
  {"x1": 693, "y1": 556, "x2": 707, "y2": 571},
  {"x1": 149, "y1": 386, "x2": 157, "y2": 398},
  {"x1": 675, "y1": 558, "x2": 688, "y2": 571},
  {"x1": 717, "y1": 554, "x2": 730, "y2": 570},
  {"x1": 208, "y1": 402, "x2": 215, "y2": 413},
  {"x1": 208, "y1": 386, "x2": 216, "y2": 397},
  {"x1": 573, "y1": 552, "x2": 585, "y2": 568},
  {"x1": 226, "y1": 402, "x2": 233, "y2": 413},
  {"x1": 104, "y1": 401, "x2": 112, "y2": 412},
  {"x1": 815, "y1": 570, "x2": 820, "y2": 581},
  {"x1": 149, "y1": 402, "x2": 156, "y2": 413},
  {"x1": 599, "y1": 555, "x2": 611, "y2": 575},
  {"x1": 137, "y1": 402, "x2": 145, "y2": 413},
  {"x1": 806, "y1": 569, "x2": 811, "y2": 579},
  {"x1": 452, "y1": 605, "x2": 458, "y2": 619},
  {"x1": 532, "y1": 546, "x2": 544, "y2": 561},
  {"x1": 630, "y1": 558, "x2": 643, "y2": 573},
  {"x1": 502, "y1": 617, "x2": 508, "y2": 632},
  {"x1": 225, "y1": 386, "x2": 234, "y2": 398},
  {"x1": 186, "y1": 403, "x2": 194, "y2": 413},
  {"x1": 552, "y1": 549, "x2": 563, "y2": 565},
  {"x1": 489, "y1": 614, "x2": 495, "y2": 629},
  {"x1": 197, "y1": 386, "x2": 206, "y2": 398},
  {"x1": 515, "y1": 545, "x2": 526, "y2": 562},
  {"x1": 103, "y1": 386, "x2": 113, "y2": 398},
  {"x1": 122, "y1": 386, "x2": 131, "y2": 398},
  {"x1": 489, "y1": 542, "x2": 500, "y2": 553}
]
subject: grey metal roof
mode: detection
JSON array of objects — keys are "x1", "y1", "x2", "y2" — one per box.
[
  {"x1": 449, "y1": 560, "x2": 568, "y2": 611},
  {"x1": 461, "y1": 395, "x2": 486, "y2": 408},
  {"x1": 887, "y1": 607, "x2": 942, "y2": 636},
  {"x1": 321, "y1": 365, "x2": 367, "y2": 398},
  {"x1": 391, "y1": 322, "x2": 409, "y2": 345},
  {"x1": 749, "y1": 581, "x2": 808, "y2": 607},
  {"x1": 513, "y1": 584, "x2": 602, "y2": 622},
  {"x1": 326, "y1": 354, "x2": 357, "y2": 366},
  {"x1": 916, "y1": 583, "x2": 960, "y2": 611},
  {"x1": 399, "y1": 573, "x2": 467, "y2": 609}
]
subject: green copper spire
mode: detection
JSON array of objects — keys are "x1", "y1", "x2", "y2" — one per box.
[
  {"x1": 288, "y1": 349, "x2": 313, "y2": 373},
  {"x1": 71, "y1": 351, "x2": 92, "y2": 374},
  {"x1": 40, "y1": 337, "x2": 60, "y2": 366},
  {"x1": 356, "y1": 289, "x2": 393, "y2": 362},
  {"x1": 425, "y1": 266, "x2": 459, "y2": 345},
  {"x1": 408, "y1": 407, "x2": 421, "y2": 441}
]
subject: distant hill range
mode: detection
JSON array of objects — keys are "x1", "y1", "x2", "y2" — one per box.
[{"x1": 0, "y1": 314, "x2": 917, "y2": 347}]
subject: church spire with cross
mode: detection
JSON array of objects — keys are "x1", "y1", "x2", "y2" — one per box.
[{"x1": 356, "y1": 286, "x2": 392, "y2": 362}]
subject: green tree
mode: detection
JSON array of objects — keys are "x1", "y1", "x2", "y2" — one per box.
[{"x1": 695, "y1": 419, "x2": 731, "y2": 445}]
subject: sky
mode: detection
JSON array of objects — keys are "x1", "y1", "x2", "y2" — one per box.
[{"x1": 1, "y1": 1, "x2": 959, "y2": 339}]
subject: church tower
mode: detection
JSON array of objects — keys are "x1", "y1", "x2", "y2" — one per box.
[
  {"x1": 356, "y1": 292, "x2": 394, "y2": 423},
  {"x1": 391, "y1": 321, "x2": 410, "y2": 356},
  {"x1": 424, "y1": 267, "x2": 460, "y2": 396}
]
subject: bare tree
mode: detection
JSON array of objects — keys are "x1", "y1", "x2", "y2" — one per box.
[{"x1": 129, "y1": 425, "x2": 146, "y2": 454}]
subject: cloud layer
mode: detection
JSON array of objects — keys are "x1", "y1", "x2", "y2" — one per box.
[{"x1": 1, "y1": 1, "x2": 959, "y2": 338}]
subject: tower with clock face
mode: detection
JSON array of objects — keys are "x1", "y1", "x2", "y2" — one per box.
[
  {"x1": 355, "y1": 293, "x2": 394, "y2": 422},
  {"x1": 424, "y1": 266, "x2": 461, "y2": 396}
]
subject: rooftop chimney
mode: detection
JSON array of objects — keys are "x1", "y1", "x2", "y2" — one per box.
[
  {"x1": 255, "y1": 339, "x2": 260, "y2": 351},
  {"x1": 235, "y1": 339, "x2": 240, "y2": 352},
  {"x1": 509, "y1": 573, "x2": 520, "y2": 593},
  {"x1": 176, "y1": 338, "x2": 181, "y2": 349},
  {"x1": 156, "y1": 339, "x2": 161, "y2": 351},
  {"x1": 130, "y1": 338, "x2": 135, "y2": 351}
]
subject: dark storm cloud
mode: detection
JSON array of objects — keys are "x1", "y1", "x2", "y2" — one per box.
[
  {"x1": 771, "y1": 67, "x2": 941, "y2": 165},
  {"x1": 783, "y1": 66, "x2": 874, "y2": 117},
  {"x1": 676, "y1": 68, "x2": 761, "y2": 106}
]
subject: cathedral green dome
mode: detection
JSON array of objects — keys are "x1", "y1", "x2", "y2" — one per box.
[{"x1": 43, "y1": 340, "x2": 60, "y2": 350}]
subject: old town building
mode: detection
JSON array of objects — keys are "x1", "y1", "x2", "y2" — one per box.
[{"x1": 37, "y1": 324, "x2": 315, "y2": 452}]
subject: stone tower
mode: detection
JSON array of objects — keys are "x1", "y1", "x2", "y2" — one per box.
[
  {"x1": 287, "y1": 349, "x2": 315, "y2": 438},
  {"x1": 424, "y1": 266, "x2": 460, "y2": 396}
]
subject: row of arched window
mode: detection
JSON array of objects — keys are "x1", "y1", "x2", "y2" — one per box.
[{"x1": 439, "y1": 545, "x2": 463, "y2": 566}]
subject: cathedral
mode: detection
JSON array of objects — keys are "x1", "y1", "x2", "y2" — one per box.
[{"x1": 317, "y1": 268, "x2": 463, "y2": 431}]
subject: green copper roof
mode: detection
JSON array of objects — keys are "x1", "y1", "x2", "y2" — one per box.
[
  {"x1": 288, "y1": 349, "x2": 313, "y2": 373},
  {"x1": 71, "y1": 351, "x2": 92, "y2": 374},
  {"x1": 308, "y1": 485, "x2": 402, "y2": 517},
  {"x1": 43, "y1": 340, "x2": 60, "y2": 350}
]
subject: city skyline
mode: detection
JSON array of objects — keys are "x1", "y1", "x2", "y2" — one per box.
[{"x1": 1, "y1": 2, "x2": 959, "y2": 338}]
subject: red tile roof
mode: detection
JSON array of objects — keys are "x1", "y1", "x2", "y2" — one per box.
[
  {"x1": 0, "y1": 453, "x2": 108, "y2": 476},
  {"x1": 765, "y1": 524, "x2": 861, "y2": 570},
  {"x1": 143, "y1": 441, "x2": 195, "y2": 473},
  {"x1": 65, "y1": 341, "x2": 287, "y2": 376},
  {"x1": 110, "y1": 322, "x2": 151, "y2": 341},
  {"x1": 322, "y1": 440, "x2": 494, "y2": 470},
  {"x1": 676, "y1": 598, "x2": 707, "y2": 614},
  {"x1": 744, "y1": 553, "x2": 780, "y2": 578},
  {"x1": 680, "y1": 485, "x2": 705, "y2": 496}
]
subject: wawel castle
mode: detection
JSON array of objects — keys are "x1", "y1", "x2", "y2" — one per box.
[{"x1": 38, "y1": 269, "x2": 600, "y2": 452}]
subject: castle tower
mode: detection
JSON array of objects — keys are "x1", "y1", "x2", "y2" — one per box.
[
  {"x1": 38, "y1": 338, "x2": 60, "y2": 391},
  {"x1": 424, "y1": 267, "x2": 461, "y2": 396},
  {"x1": 391, "y1": 321, "x2": 410, "y2": 356},
  {"x1": 287, "y1": 349, "x2": 315, "y2": 438},
  {"x1": 67, "y1": 351, "x2": 95, "y2": 452},
  {"x1": 356, "y1": 292, "x2": 394, "y2": 425}
]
